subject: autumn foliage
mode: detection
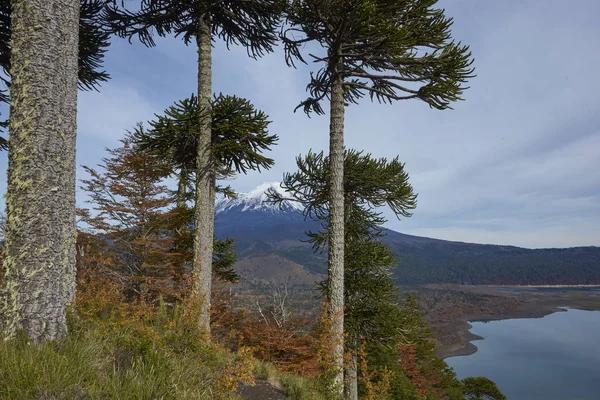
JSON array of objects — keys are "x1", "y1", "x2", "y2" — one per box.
[{"x1": 66, "y1": 135, "x2": 497, "y2": 400}]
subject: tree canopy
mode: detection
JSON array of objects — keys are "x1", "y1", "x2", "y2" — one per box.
[
  {"x1": 106, "y1": 0, "x2": 281, "y2": 54},
  {"x1": 282, "y1": 0, "x2": 475, "y2": 114},
  {"x1": 462, "y1": 377, "x2": 507, "y2": 400},
  {"x1": 269, "y1": 149, "x2": 417, "y2": 249},
  {"x1": 135, "y1": 93, "x2": 278, "y2": 179}
]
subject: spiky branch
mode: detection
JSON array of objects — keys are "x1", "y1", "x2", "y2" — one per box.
[{"x1": 281, "y1": 0, "x2": 475, "y2": 115}]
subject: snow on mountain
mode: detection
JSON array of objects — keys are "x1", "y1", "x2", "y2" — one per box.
[{"x1": 215, "y1": 182, "x2": 304, "y2": 214}]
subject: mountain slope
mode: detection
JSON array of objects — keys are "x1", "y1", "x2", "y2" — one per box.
[{"x1": 216, "y1": 183, "x2": 600, "y2": 286}]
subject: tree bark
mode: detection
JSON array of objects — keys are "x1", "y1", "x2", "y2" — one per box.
[
  {"x1": 345, "y1": 350, "x2": 358, "y2": 400},
  {"x1": 328, "y1": 57, "x2": 345, "y2": 396},
  {"x1": 0, "y1": 0, "x2": 79, "y2": 341},
  {"x1": 193, "y1": 13, "x2": 214, "y2": 338},
  {"x1": 176, "y1": 168, "x2": 188, "y2": 209}
]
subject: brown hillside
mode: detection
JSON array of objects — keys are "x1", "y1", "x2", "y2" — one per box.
[{"x1": 234, "y1": 254, "x2": 324, "y2": 286}]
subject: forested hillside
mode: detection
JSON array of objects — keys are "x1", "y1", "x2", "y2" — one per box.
[
  {"x1": 213, "y1": 190, "x2": 600, "y2": 286},
  {"x1": 384, "y1": 231, "x2": 600, "y2": 285}
]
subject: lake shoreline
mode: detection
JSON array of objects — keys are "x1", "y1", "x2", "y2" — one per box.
[
  {"x1": 431, "y1": 285, "x2": 600, "y2": 359},
  {"x1": 437, "y1": 304, "x2": 567, "y2": 359},
  {"x1": 444, "y1": 307, "x2": 600, "y2": 400}
]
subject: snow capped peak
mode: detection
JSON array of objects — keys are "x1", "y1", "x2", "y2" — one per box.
[{"x1": 215, "y1": 182, "x2": 304, "y2": 214}]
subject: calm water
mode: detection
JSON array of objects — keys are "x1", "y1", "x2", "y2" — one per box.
[
  {"x1": 496, "y1": 287, "x2": 600, "y2": 295},
  {"x1": 446, "y1": 309, "x2": 600, "y2": 400}
]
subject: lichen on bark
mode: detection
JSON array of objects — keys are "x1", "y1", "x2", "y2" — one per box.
[{"x1": 0, "y1": 0, "x2": 80, "y2": 342}]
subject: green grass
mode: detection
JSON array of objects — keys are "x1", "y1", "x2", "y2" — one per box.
[
  {"x1": 0, "y1": 310, "x2": 327, "y2": 400},
  {"x1": 0, "y1": 319, "x2": 242, "y2": 399}
]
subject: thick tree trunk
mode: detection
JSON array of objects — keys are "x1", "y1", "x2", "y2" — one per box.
[
  {"x1": 193, "y1": 13, "x2": 214, "y2": 338},
  {"x1": 345, "y1": 350, "x2": 358, "y2": 400},
  {"x1": 328, "y1": 59, "x2": 345, "y2": 396},
  {"x1": 0, "y1": 0, "x2": 79, "y2": 341}
]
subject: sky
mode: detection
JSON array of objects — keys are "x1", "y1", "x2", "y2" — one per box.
[{"x1": 1, "y1": 0, "x2": 599, "y2": 249}]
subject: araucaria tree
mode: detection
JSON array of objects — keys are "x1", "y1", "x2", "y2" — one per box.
[
  {"x1": 134, "y1": 93, "x2": 278, "y2": 208},
  {"x1": 281, "y1": 0, "x2": 475, "y2": 390},
  {"x1": 133, "y1": 93, "x2": 278, "y2": 291},
  {"x1": 0, "y1": 0, "x2": 110, "y2": 341},
  {"x1": 269, "y1": 149, "x2": 417, "y2": 397},
  {"x1": 107, "y1": 0, "x2": 280, "y2": 336}
]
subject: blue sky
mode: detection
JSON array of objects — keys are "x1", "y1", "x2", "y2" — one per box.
[{"x1": 1, "y1": 0, "x2": 599, "y2": 248}]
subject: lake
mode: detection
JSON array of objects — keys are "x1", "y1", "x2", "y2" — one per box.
[{"x1": 445, "y1": 309, "x2": 600, "y2": 400}]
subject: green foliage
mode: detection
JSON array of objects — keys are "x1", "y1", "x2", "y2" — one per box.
[
  {"x1": 270, "y1": 149, "x2": 417, "y2": 249},
  {"x1": 462, "y1": 377, "x2": 506, "y2": 400},
  {"x1": 282, "y1": 0, "x2": 475, "y2": 114},
  {"x1": 213, "y1": 237, "x2": 239, "y2": 283},
  {"x1": 135, "y1": 93, "x2": 278, "y2": 182},
  {"x1": 339, "y1": 239, "x2": 402, "y2": 347},
  {"x1": 77, "y1": 0, "x2": 112, "y2": 90},
  {"x1": 107, "y1": 0, "x2": 281, "y2": 56}
]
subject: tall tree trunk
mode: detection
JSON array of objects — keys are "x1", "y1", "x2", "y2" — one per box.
[
  {"x1": 0, "y1": 0, "x2": 79, "y2": 341},
  {"x1": 193, "y1": 13, "x2": 214, "y2": 338},
  {"x1": 328, "y1": 57, "x2": 345, "y2": 396},
  {"x1": 176, "y1": 168, "x2": 188, "y2": 209},
  {"x1": 345, "y1": 350, "x2": 358, "y2": 400}
]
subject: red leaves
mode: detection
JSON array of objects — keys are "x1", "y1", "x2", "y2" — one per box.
[{"x1": 398, "y1": 343, "x2": 442, "y2": 399}]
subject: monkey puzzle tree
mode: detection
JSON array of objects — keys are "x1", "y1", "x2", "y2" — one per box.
[
  {"x1": 133, "y1": 92, "x2": 278, "y2": 334},
  {"x1": 0, "y1": 0, "x2": 111, "y2": 147},
  {"x1": 107, "y1": 0, "x2": 280, "y2": 335},
  {"x1": 269, "y1": 149, "x2": 417, "y2": 397},
  {"x1": 134, "y1": 93, "x2": 278, "y2": 207},
  {"x1": 0, "y1": 0, "x2": 111, "y2": 342},
  {"x1": 134, "y1": 94, "x2": 277, "y2": 291},
  {"x1": 281, "y1": 0, "x2": 474, "y2": 389}
]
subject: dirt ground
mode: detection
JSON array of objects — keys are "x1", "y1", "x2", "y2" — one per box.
[{"x1": 238, "y1": 380, "x2": 289, "y2": 400}]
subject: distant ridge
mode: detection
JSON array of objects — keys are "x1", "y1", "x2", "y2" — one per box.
[{"x1": 215, "y1": 183, "x2": 600, "y2": 286}]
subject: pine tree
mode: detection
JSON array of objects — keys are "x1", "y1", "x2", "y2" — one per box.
[
  {"x1": 78, "y1": 131, "x2": 239, "y2": 303},
  {"x1": 281, "y1": 0, "x2": 474, "y2": 390},
  {"x1": 0, "y1": 0, "x2": 111, "y2": 147},
  {"x1": 0, "y1": 0, "x2": 82, "y2": 341},
  {"x1": 79, "y1": 132, "x2": 176, "y2": 301},
  {"x1": 106, "y1": 0, "x2": 280, "y2": 335}
]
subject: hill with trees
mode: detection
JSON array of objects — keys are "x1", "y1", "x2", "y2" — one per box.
[{"x1": 214, "y1": 183, "x2": 600, "y2": 286}]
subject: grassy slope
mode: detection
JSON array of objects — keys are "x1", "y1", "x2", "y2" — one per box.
[{"x1": 0, "y1": 312, "x2": 320, "y2": 400}]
